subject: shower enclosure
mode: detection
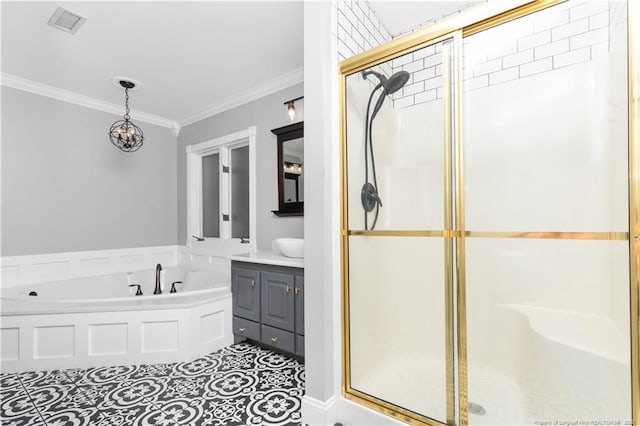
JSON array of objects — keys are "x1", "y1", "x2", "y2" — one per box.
[{"x1": 340, "y1": 1, "x2": 638, "y2": 425}]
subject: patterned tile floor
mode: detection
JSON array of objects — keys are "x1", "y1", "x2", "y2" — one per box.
[{"x1": 0, "y1": 342, "x2": 305, "y2": 426}]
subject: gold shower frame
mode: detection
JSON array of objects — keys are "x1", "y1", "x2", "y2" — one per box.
[{"x1": 339, "y1": 1, "x2": 640, "y2": 425}]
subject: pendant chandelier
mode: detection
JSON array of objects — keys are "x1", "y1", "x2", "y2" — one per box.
[{"x1": 109, "y1": 80, "x2": 144, "y2": 152}]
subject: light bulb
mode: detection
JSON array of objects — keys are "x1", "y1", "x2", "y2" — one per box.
[
  {"x1": 117, "y1": 124, "x2": 136, "y2": 140},
  {"x1": 287, "y1": 102, "x2": 295, "y2": 121}
]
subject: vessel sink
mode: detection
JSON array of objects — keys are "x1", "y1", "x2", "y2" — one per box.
[{"x1": 275, "y1": 238, "x2": 304, "y2": 258}]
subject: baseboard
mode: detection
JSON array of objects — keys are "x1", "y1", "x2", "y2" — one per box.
[{"x1": 302, "y1": 394, "x2": 337, "y2": 426}]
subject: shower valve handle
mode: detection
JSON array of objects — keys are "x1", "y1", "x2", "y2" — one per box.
[{"x1": 361, "y1": 182, "x2": 383, "y2": 213}]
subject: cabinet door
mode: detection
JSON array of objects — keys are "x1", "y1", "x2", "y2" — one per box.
[
  {"x1": 295, "y1": 274, "x2": 304, "y2": 335},
  {"x1": 261, "y1": 271, "x2": 295, "y2": 332},
  {"x1": 232, "y1": 267, "x2": 260, "y2": 322}
]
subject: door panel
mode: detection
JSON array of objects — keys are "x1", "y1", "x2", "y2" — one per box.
[
  {"x1": 462, "y1": 2, "x2": 631, "y2": 424},
  {"x1": 261, "y1": 271, "x2": 295, "y2": 332},
  {"x1": 232, "y1": 267, "x2": 260, "y2": 322}
]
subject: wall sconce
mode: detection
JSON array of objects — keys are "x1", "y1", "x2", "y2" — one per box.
[
  {"x1": 284, "y1": 96, "x2": 304, "y2": 122},
  {"x1": 109, "y1": 80, "x2": 144, "y2": 152}
]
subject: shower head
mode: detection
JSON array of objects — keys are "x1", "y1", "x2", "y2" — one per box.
[
  {"x1": 384, "y1": 70, "x2": 410, "y2": 95},
  {"x1": 370, "y1": 70, "x2": 410, "y2": 120}
]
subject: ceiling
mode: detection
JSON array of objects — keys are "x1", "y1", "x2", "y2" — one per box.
[
  {"x1": 2, "y1": 1, "x2": 478, "y2": 129},
  {"x1": 1, "y1": 1, "x2": 304, "y2": 127}
]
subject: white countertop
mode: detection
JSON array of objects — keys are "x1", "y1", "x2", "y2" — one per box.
[{"x1": 228, "y1": 251, "x2": 304, "y2": 268}]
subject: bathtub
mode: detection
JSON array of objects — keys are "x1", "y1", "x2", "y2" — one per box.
[
  {"x1": 2, "y1": 266, "x2": 228, "y2": 304},
  {"x1": 0, "y1": 264, "x2": 233, "y2": 373}
]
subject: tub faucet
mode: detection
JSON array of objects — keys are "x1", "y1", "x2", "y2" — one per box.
[{"x1": 154, "y1": 264, "x2": 162, "y2": 294}]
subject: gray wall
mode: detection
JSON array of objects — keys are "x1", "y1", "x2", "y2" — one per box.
[
  {"x1": 177, "y1": 83, "x2": 304, "y2": 250},
  {"x1": 1, "y1": 87, "x2": 178, "y2": 256}
]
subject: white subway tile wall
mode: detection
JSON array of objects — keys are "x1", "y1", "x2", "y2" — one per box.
[
  {"x1": 338, "y1": 1, "x2": 625, "y2": 110},
  {"x1": 337, "y1": 0, "x2": 393, "y2": 87},
  {"x1": 389, "y1": 1, "x2": 622, "y2": 109},
  {"x1": 337, "y1": 0, "x2": 392, "y2": 61}
]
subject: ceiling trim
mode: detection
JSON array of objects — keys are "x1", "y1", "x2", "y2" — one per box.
[
  {"x1": 1, "y1": 73, "x2": 178, "y2": 130},
  {"x1": 177, "y1": 67, "x2": 304, "y2": 128}
]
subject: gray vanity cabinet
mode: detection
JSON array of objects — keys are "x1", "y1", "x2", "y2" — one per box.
[{"x1": 231, "y1": 261, "x2": 304, "y2": 358}]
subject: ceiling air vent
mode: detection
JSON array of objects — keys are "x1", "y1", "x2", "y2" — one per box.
[{"x1": 47, "y1": 7, "x2": 87, "y2": 34}]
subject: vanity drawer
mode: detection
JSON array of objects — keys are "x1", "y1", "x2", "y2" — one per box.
[
  {"x1": 233, "y1": 316, "x2": 260, "y2": 341},
  {"x1": 261, "y1": 324, "x2": 295, "y2": 354}
]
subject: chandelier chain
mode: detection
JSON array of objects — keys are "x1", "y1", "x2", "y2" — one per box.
[
  {"x1": 123, "y1": 88, "x2": 130, "y2": 121},
  {"x1": 109, "y1": 80, "x2": 143, "y2": 152}
]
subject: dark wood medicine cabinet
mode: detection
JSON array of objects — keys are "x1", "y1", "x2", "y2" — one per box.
[{"x1": 271, "y1": 122, "x2": 304, "y2": 217}]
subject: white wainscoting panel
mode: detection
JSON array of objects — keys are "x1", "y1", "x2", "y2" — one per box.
[
  {"x1": 118, "y1": 255, "x2": 146, "y2": 267},
  {"x1": 76, "y1": 257, "x2": 112, "y2": 275},
  {"x1": 1, "y1": 246, "x2": 180, "y2": 288},
  {"x1": 34, "y1": 325, "x2": 75, "y2": 359},
  {"x1": 89, "y1": 323, "x2": 128, "y2": 356},
  {"x1": 1, "y1": 296, "x2": 232, "y2": 373},
  {"x1": 200, "y1": 310, "x2": 225, "y2": 344},
  {"x1": 1, "y1": 328, "x2": 20, "y2": 361},
  {"x1": 31, "y1": 261, "x2": 71, "y2": 281},
  {"x1": 141, "y1": 321, "x2": 179, "y2": 353}
]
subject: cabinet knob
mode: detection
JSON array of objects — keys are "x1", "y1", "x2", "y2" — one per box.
[
  {"x1": 295, "y1": 287, "x2": 301, "y2": 294},
  {"x1": 270, "y1": 337, "x2": 279, "y2": 343},
  {"x1": 239, "y1": 327, "x2": 247, "y2": 333},
  {"x1": 285, "y1": 285, "x2": 292, "y2": 293},
  {"x1": 251, "y1": 279, "x2": 255, "y2": 287}
]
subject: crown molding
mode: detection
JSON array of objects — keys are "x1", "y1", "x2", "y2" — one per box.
[
  {"x1": 177, "y1": 67, "x2": 304, "y2": 128},
  {"x1": 1, "y1": 73, "x2": 179, "y2": 130}
]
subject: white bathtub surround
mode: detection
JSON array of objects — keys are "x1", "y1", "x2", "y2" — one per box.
[
  {"x1": 0, "y1": 245, "x2": 264, "y2": 373},
  {"x1": 1, "y1": 296, "x2": 231, "y2": 374},
  {"x1": 1, "y1": 265, "x2": 232, "y2": 373}
]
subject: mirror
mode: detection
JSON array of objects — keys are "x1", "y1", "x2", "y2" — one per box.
[
  {"x1": 283, "y1": 138, "x2": 304, "y2": 203},
  {"x1": 271, "y1": 122, "x2": 304, "y2": 216}
]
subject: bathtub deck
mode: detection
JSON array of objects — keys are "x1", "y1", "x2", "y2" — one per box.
[{"x1": 0, "y1": 342, "x2": 305, "y2": 426}]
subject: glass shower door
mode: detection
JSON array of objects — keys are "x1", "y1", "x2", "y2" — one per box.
[
  {"x1": 344, "y1": 38, "x2": 455, "y2": 425},
  {"x1": 461, "y1": 1, "x2": 632, "y2": 424},
  {"x1": 341, "y1": 1, "x2": 637, "y2": 425}
]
